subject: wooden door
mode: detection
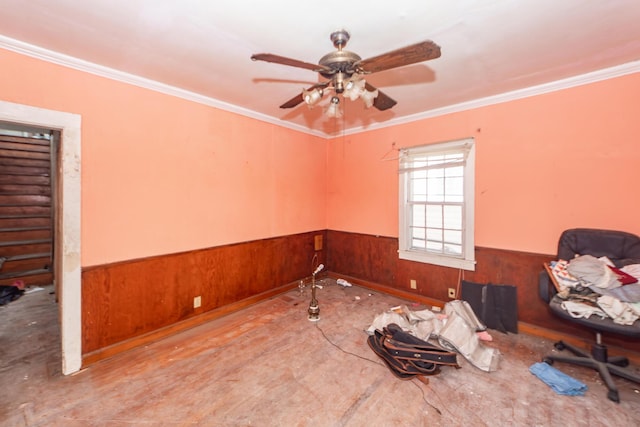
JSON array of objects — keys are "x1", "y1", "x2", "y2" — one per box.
[{"x1": 0, "y1": 133, "x2": 54, "y2": 287}]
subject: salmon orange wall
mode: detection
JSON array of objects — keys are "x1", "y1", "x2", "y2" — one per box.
[
  {"x1": 0, "y1": 48, "x2": 327, "y2": 266},
  {"x1": 327, "y1": 72, "x2": 640, "y2": 255},
  {"x1": 3, "y1": 46, "x2": 639, "y2": 262}
]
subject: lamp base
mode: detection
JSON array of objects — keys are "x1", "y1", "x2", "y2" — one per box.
[{"x1": 308, "y1": 303, "x2": 320, "y2": 322}]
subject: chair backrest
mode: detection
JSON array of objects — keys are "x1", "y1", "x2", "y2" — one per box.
[{"x1": 557, "y1": 228, "x2": 640, "y2": 267}]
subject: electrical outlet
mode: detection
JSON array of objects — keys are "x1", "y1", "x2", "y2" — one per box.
[
  {"x1": 314, "y1": 234, "x2": 323, "y2": 251},
  {"x1": 193, "y1": 296, "x2": 202, "y2": 308},
  {"x1": 448, "y1": 288, "x2": 456, "y2": 299},
  {"x1": 410, "y1": 279, "x2": 417, "y2": 289}
]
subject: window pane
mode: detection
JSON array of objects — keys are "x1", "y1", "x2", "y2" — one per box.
[
  {"x1": 412, "y1": 169, "x2": 427, "y2": 179},
  {"x1": 445, "y1": 165, "x2": 463, "y2": 177},
  {"x1": 410, "y1": 177, "x2": 427, "y2": 202},
  {"x1": 411, "y1": 225, "x2": 425, "y2": 240},
  {"x1": 444, "y1": 229, "x2": 462, "y2": 245},
  {"x1": 427, "y1": 168, "x2": 444, "y2": 178},
  {"x1": 444, "y1": 176, "x2": 463, "y2": 203},
  {"x1": 426, "y1": 227, "x2": 442, "y2": 241},
  {"x1": 443, "y1": 205, "x2": 462, "y2": 230},
  {"x1": 427, "y1": 178, "x2": 444, "y2": 202},
  {"x1": 427, "y1": 240, "x2": 443, "y2": 252},
  {"x1": 410, "y1": 225, "x2": 426, "y2": 249},
  {"x1": 444, "y1": 243, "x2": 462, "y2": 255},
  {"x1": 426, "y1": 228, "x2": 444, "y2": 253},
  {"x1": 425, "y1": 205, "x2": 442, "y2": 228},
  {"x1": 412, "y1": 204, "x2": 425, "y2": 226}
]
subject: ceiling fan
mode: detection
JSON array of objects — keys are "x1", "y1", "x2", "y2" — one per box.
[{"x1": 251, "y1": 30, "x2": 441, "y2": 117}]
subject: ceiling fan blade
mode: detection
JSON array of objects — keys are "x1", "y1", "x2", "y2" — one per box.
[
  {"x1": 354, "y1": 40, "x2": 441, "y2": 74},
  {"x1": 365, "y1": 82, "x2": 397, "y2": 111},
  {"x1": 280, "y1": 93, "x2": 304, "y2": 109},
  {"x1": 251, "y1": 53, "x2": 332, "y2": 73},
  {"x1": 280, "y1": 82, "x2": 331, "y2": 109}
]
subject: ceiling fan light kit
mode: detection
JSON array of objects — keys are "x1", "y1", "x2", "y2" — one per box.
[
  {"x1": 302, "y1": 87, "x2": 323, "y2": 106},
  {"x1": 360, "y1": 88, "x2": 379, "y2": 109},
  {"x1": 343, "y1": 77, "x2": 366, "y2": 101},
  {"x1": 325, "y1": 96, "x2": 343, "y2": 118},
  {"x1": 251, "y1": 29, "x2": 441, "y2": 119}
]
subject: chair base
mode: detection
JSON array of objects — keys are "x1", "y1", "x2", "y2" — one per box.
[{"x1": 543, "y1": 340, "x2": 640, "y2": 403}]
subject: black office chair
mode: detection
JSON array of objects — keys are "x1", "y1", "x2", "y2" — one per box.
[{"x1": 539, "y1": 228, "x2": 640, "y2": 403}]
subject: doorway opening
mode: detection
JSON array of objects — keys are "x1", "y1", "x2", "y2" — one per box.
[{"x1": 0, "y1": 100, "x2": 81, "y2": 374}]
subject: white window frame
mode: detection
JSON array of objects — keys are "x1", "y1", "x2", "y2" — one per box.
[{"x1": 398, "y1": 138, "x2": 476, "y2": 271}]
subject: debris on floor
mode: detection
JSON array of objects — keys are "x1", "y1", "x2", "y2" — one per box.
[
  {"x1": 366, "y1": 299, "x2": 501, "y2": 373},
  {"x1": 0, "y1": 280, "x2": 26, "y2": 306},
  {"x1": 529, "y1": 361, "x2": 588, "y2": 396},
  {"x1": 336, "y1": 278, "x2": 352, "y2": 287},
  {"x1": 367, "y1": 322, "x2": 459, "y2": 380}
]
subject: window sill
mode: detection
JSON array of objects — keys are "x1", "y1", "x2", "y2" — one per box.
[{"x1": 399, "y1": 249, "x2": 476, "y2": 271}]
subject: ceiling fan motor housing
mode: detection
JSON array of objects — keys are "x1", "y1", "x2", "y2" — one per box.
[
  {"x1": 318, "y1": 50, "x2": 362, "y2": 89},
  {"x1": 318, "y1": 29, "x2": 361, "y2": 90}
]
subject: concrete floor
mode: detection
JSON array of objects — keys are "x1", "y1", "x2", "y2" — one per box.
[{"x1": 1, "y1": 280, "x2": 640, "y2": 426}]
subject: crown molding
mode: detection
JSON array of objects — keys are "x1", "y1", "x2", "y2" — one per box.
[
  {"x1": 0, "y1": 35, "x2": 328, "y2": 138},
  {"x1": 2, "y1": 35, "x2": 638, "y2": 140},
  {"x1": 342, "y1": 60, "x2": 640, "y2": 137}
]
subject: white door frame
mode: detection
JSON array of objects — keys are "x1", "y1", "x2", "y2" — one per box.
[{"x1": 0, "y1": 100, "x2": 82, "y2": 374}]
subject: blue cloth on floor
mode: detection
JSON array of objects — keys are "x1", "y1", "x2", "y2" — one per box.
[{"x1": 529, "y1": 362, "x2": 588, "y2": 396}]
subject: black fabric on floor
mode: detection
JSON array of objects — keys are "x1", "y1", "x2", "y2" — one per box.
[
  {"x1": 0, "y1": 285, "x2": 24, "y2": 305},
  {"x1": 460, "y1": 280, "x2": 518, "y2": 333}
]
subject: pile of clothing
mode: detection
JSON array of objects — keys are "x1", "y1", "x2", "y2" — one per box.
[{"x1": 550, "y1": 254, "x2": 640, "y2": 325}]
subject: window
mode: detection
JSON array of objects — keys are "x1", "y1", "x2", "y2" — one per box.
[{"x1": 398, "y1": 138, "x2": 475, "y2": 270}]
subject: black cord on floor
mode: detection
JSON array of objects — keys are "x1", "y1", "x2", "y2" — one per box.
[
  {"x1": 314, "y1": 323, "x2": 442, "y2": 416},
  {"x1": 410, "y1": 379, "x2": 442, "y2": 415},
  {"x1": 314, "y1": 322, "x2": 382, "y2": 366}
]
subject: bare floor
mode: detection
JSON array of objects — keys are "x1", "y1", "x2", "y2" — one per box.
[{"x1": 1, "y1": 280, "x2": 640, "y2": 426}]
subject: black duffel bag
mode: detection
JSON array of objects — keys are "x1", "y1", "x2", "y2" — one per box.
[{"x1": 367, "y1": 323, "x2": 459, "y2": 380}]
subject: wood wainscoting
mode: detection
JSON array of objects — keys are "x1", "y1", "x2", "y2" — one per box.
[
  {"x1": 325, "y1": 229, "x2": 640, "y2": 355},
  {"x1": 82, "y1": 229, "x2": 640, "y2": 366},
  {"x1": 81, "y1": 230, "x2": 327, "y2": 364}
]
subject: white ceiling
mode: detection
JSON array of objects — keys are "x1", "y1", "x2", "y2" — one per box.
[{"x1": 1, "y1": 0, "x2": 640, "y2": 136}]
